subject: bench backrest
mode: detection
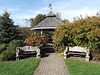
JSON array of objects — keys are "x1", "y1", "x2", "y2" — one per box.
[
  {"x1": 66, "y1": 46, "x2": 89, "y2": 53},
  {"x1": 17, "y1": 46, "x2": 39, "y2": 51}
]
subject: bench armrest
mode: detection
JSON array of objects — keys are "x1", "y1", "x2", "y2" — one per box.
[
  {"x1": 36, "y1": 47, "x2": 40, "y2": 55},
  {"x1": 16, "y1": 47, "x2": 20, "y2": 57}
]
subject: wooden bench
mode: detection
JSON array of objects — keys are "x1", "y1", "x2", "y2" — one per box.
[
  {"x1": 16, "y1": 46, "x2": 41, "y2": 60},
  {"x1": 64, "y1": 46, "x2": 90, "y2": 62}
]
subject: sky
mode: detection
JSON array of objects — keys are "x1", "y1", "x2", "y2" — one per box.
[{"x1": 0, "y1": 0, "x2": 100, "y2": 27}]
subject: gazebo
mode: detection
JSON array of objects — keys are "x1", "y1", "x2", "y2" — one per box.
[{"x1": 31, "y1": 11, "x2": 62, "y2": 36}]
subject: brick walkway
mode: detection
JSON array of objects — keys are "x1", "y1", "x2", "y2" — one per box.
[{"x1": 33, "y1": 53, "x2": 69, "y2": 75}]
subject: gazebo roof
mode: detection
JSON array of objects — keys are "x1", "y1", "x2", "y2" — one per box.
[
  {"x1": 31, "y1": 11, "x2": 62, "y2": 30},
  {"x1": 47, "y1": 11, "x2": 56, "y2": 17}
]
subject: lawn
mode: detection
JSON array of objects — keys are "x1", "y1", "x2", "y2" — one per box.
[
  {"x1": 0, "y1": 59, "x2": 40, "y2": 75},
  {"x1": 64, "y1": 59, "x2": 100, "y2": 75}
]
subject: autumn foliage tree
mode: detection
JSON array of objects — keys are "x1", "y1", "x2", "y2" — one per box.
[{"x1": 53, "y1": 16, "x2": 100, "y2": 53}]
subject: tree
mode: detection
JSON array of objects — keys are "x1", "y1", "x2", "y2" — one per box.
[
  {"x1": 17, "y1": 26, "x2": 33, "y2": 40},
  {"x1": 96, "y1": 10, "x2": 100, "y2": 16},
  {"x1": 53, "y1": 16, "x2": 100, "y2": 53},
  {"x1": 62, "y1": 19, "x2": 69, "y2": 23},
  {"x1": 0, "y1": 10, "x2": 20, "y2": 43},
  {"x1": 31, "y1": 14, "x2": 46, "y2": 27},
  {"x1": 23, "y1": 18, "x2": 34, "y2": 27},
  {"x1": 56, "y1": 12, "x2": 61, "y2": 21}
]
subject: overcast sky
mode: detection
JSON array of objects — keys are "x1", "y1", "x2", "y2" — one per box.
[{"x1": 0, "y1": 0, "x2": 99, "y2": 27}]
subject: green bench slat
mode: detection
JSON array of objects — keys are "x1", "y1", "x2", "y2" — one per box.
[
  {"x1": 22, "y1": 52, "x2": 37, "y2": 55},
  {"x1": 69, "y1": 52, "x2": 86, "y2": 55}
]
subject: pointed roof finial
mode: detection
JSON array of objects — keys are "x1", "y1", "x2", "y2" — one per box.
[{"x1": 48, "y1": 4, "x2": 52, "y2": 11}]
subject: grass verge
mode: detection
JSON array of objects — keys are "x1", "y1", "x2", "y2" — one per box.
[
  {"x1": 0, "y1": 59, "x2": 40, "y2": 75},
  {"x1": 64, "y1": 59, "x2": 100, "y2": 75}
]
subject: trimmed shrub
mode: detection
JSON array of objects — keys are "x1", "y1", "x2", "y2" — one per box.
[
  {"x1": 0, "y1": 43, "x2": 6, "y2": 54},
  {"x1": 24, "y1": 35, "x2": 48, "y2": 47},
  {"x1": 7, "y1": 40, "x2": 24, "y2": 50},
  {"x1": 53, "y1": 16, "x2": 100, "y2": 54},
  {"x1": 0, "y1": 50, "x2": 15, "y2": 61}
]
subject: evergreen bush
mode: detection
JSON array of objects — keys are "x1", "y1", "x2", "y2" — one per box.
[
  {"x1": 0, "y1": 50, "x2": 15, "y2": 61},
  {"x1": 0, "y1": 43, "x2": 6, "y2": 54},
  {"x1": 7, "y1": 40, "x2": 24, "y2": 50}
]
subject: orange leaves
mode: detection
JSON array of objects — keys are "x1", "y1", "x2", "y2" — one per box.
[
  {"x1": 24, "y1": 35, "x2": 48, "y2": 47},
  {"x1": 24, "y1": 37, "x2": 34, "y2": 46}
]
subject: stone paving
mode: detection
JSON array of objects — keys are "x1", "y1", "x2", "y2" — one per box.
[{"x1": 33, "y1": 53, "x2": 69, "y2": 75}]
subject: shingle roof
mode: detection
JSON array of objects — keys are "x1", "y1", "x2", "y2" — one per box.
[
  {"x1": 47, "y1": 11, "x2": 56, "y2": 17},
  {"x1": 31, "y1": 11, "x2": 62, "y2": 30},
  {"x1": 31, "y1": 17, "x2": 61, "y2": 30}
]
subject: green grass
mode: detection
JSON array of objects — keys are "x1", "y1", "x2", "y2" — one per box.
[
  {"x1": 64, "y1": 59, "x2": 100, "y2": 75},
  {"x1": 0, "y1": 59, "x2": 40, "y2": 75}
]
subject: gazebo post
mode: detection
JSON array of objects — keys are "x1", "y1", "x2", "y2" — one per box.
[
  {"x1": 41, "y1": 29, "x2": 43, "y2": 36},
  {"x1": 34, "y1": 32, "x2": 36, "y2": 36}
]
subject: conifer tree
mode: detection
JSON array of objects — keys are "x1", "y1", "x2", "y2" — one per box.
[{"x1": 0, "y1": 10, "x2": 20, "y2": 43}]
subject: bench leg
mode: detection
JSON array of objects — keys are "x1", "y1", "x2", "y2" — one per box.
[
  {"x1": 36, "y1": 53, "x2": 41, "y2": 58},
  {"x1": 64, "y1": 52, "x2": 68, "y2": 59},
  {"x1": 86, "y1": 52, "x2": 90, "y2": 62},
  {"x1": 64, "y1": 54, "x2": 67, "y2": 59},
  {"x1": 16, "y1": 57, "x2": 19, "y2": 61},
  {"x1": 64, "y1": 47, "x2": 69, "y2": 59},
  {"x1": 37, "y1": 55, "x2": 41, "y2": 58},
  {"x1": 16, "y1": 51, "x2": 19, "y2": 61},
  {"x1": 86, "y1": 56, "x2": 89, "y2": 62}
]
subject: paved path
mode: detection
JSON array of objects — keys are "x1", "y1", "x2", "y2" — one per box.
[{"x1": 33, "y1": 53, "x2": 69, "y2": 75}]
